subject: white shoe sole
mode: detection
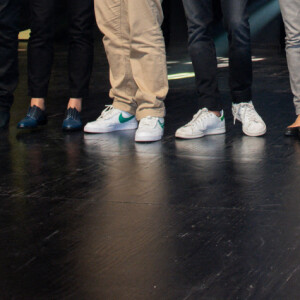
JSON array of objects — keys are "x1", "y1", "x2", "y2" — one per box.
[
  {"x1": 175, "y1": 127, "x2": 226, "y2": 139},
  {"x1": 135, "y1": 135, "x2": 163, "y2": 142},
  {"x1": 243, "y1": 127, "x2": 267, "y2": 137},
  {"x1": 84, "y1": 123, "x2": 138, "y2": 133}
]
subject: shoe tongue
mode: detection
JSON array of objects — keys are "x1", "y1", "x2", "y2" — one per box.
[
  {"x1": 102, "y1": 106, "x2": 117, "y2": 117},
  {"x1": 141, "y1": 116, "x2": 155, "y2": 126},
  {"x1": 196, "y1": 108, "x2": 210, "y2": 118}
]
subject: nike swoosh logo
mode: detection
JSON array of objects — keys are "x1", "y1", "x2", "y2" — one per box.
[
  {"x1": 158, "y1": 120, "x2": 164, "y2": 129},
  {"x1": 119, "y1": 114, "x2": 135, "y2": 123}
]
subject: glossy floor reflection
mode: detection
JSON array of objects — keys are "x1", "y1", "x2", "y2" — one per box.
[{"x1": 1, "y1": 44, "x2": 300, "y2": 299}]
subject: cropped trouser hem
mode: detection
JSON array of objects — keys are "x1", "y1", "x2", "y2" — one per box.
[
  {"x1": 199, "y1": 97, "x2": 223, "y2": 111},
  {"x1": 69, "y1": 88, "x2": 90, "y2": 99},
  {"x1": 29, "y1": 89, "x2": 90, "y2": 99},
  {"x1": 199, "y1": 88, "x2": 252, "y2": 111},
  {"x1": 28, "y1": 90, "x2": 48, "y2": 99},
  {"x1": 231, "y1": 88, "x2": 252, "y2": 103}
]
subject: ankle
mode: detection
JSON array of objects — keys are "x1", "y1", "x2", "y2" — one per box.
[
  {"x1": 31, "y1": 98, "x2": 45, "y2": 110},
  {"x1": 210, "y1": 111, "x2": 221, "y2": 117},
  {"x1": 289, "y1": 116, "x2": 300, "y2": 127},
  {"x1": 68, "y1": 98, "x2": 82, "y2": 112}
]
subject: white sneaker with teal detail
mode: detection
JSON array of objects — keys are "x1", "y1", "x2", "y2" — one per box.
[
  {"x1": 84, "y1": 105, "x2": 138, "y2": 133},
  {"x1": 135, "y1": 116, "x2": 165, "y2": 142},
  {"x1": 232, "y1": 101, "x2": 266, "y2": 137},
  {"x1": 175, "y1": 108, "x2": 226, "y2": 139}
]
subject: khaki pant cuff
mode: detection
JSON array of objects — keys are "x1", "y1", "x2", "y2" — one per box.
[
  {"x1": 136, "y1": 108, "x2": 166, "y2": 121},
  {"x1": 113, "y1": 101, "x2": 137, "y2": 116}
]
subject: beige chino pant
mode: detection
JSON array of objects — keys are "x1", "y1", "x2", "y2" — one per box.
[{"x1": 94, "y1": 0, "x2": 168, "y2": 120}]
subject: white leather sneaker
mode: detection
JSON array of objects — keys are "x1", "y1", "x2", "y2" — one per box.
[
  {"x1": 135, "y1": 116, "x2": 164, "y2": 142},
  {"x1": 232, "y1": 101, "x2": 266, "y2": 137},
  {"x1": 84, "y1": 105, "x2": 138, "y2": 133},
  {"x1": 175, "y1": 108, "x2": 226, "y2": 139}
]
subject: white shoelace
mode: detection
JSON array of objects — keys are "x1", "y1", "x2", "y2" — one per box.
[
  {"x1": 97, "y1": 105, "x2": 117, "y2": 120},
  {"x1": 186, "y1": 108, "x2": 214, "y2": 129},
  {"x1": 139, "y1": 116, "x2": 158, "y2": 129},
  {"x1": 233, "y1": 103, "x2": 259, "y2": 125}
]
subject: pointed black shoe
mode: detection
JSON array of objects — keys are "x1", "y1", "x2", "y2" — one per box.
[
  {"x1": 17, "y1": 105, "x2": 47, "y2": 129},
  {"x1": 62, "y1": 108, "x2": 83, "y2": 132},
  {"x1": 0, "y1": 110, "x2": 10, "y2": 129},
  {"x1": 284, "y1": 126, "x2": 300, "y2": 136}
]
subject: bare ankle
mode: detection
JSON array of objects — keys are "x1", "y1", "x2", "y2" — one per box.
[
  {"x1": 210, "y1": 110, "x2": 221, "y2": 117},
  {"x1": 31, "y1": 98, "x2": 45, "y2": 110},
  {"x1": 68, "y1": 98, "x2": 82, "y2": 112}
]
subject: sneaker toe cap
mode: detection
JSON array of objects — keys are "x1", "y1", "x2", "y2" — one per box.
[
  {"x1": 84, "y1": 121, "x2": 101, "y2": 130},
  {"x1": 175, "y1": 126, "x2": 193, "y2": 137},
  {"x1": 244, "y1": 121, "x2": 266, "y2": 136}
]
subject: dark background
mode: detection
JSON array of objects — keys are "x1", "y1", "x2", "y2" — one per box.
[{"x1": 20, "y1": 0, "x2": 284, "y2": 50}]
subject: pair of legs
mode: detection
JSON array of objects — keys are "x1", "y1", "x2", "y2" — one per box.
[
  {"x1": 176, "y1": 0, "x2": 266, "y2": 139},
  {"x1": 18, "y1": 0, "x2": 94, "y2": 131},
  {"x1": 0, "y1": 0, "x2": 20, "y2": 128},
  {"x1": 183, "y1": 0, "x2": 252, "y2": 111},
  {"x1": 85, "y1": 0, "x2": 168, "y2": 142},
  {"x1": 28, "y1": 0, "x2": 94, "y2": 110},
  {"x1": 279, "y1": 0, "x2": 300, "y2": 135}
]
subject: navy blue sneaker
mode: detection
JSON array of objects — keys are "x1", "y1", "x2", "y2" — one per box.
[
  {"x1": 62, "y1": 108, "x2": 83, "y2": 132},
  {"x1": 17, "y1": 105, "x2": 47, "y2": 129},
  {"x1": 0, "y1": 109, "x2": 10, "y2": 129}
]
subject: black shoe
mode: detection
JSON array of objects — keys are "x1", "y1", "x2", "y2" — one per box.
[
  {"x1": 62, "y1": 108, "x2": 83, "y2": 132},
  {"x1": 284, "y1": 126, "x2": 300, "y2": 136},
  {"x1": 17, "y1": 105, "x2": 47, "y2": 129},
  {"x1": 0, "y1": 110, "x2": 10, "y2": 129}
]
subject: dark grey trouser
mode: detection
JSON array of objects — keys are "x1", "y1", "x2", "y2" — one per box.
[
  {"x1": 182, "y1": 0, "x2": 252, "y2": 111},
  {"x1": 28, "y1": 0, "x2": 94, "y2": 98},
  {"x1": 279, "y1": 0, "x2": 300, "y2": 115},
  {"x1": 0, "y1": 0, "x2": 20, "y2": 111}
]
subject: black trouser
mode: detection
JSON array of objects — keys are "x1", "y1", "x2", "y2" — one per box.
[
  {"x1": 0, "y1": 0, "x2": 20, "y2": 111},
  {"x1": 28, "y1": 0, "x2": 94, "y2": 98},
  {"x1": 182, "y1": 0, "x2": 252, "y2": 111}
]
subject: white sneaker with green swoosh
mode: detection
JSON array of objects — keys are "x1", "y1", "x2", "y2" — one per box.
[
  {"x1": 135, "y1": 116, "x2": 164, "y2": 142},
  {"x1": 84, "y1": 105, "x2": 137, "y2": 133}
]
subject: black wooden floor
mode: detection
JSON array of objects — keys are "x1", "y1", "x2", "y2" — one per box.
[{"x1": 1, "y1": 42, "x2": 300, "y2": 300}]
